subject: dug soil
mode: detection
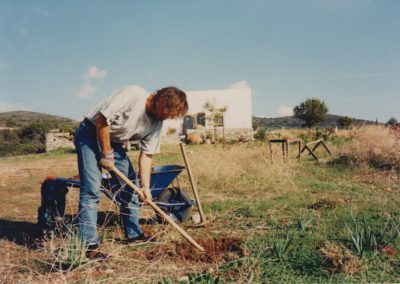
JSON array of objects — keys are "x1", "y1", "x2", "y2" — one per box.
[{"x1": 143, "y1": 236, "x2": 247, "y2": 263}]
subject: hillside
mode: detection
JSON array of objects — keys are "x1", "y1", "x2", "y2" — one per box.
[
  {"x1": 0, "y1": 111, "x2": 79, "y2": 157},
  {"x1": 253, "y1": 114, "x2": 377, "y2": 129},
  {"x1": 0, "y1": 111, "x2": 78, "y2": 128}
]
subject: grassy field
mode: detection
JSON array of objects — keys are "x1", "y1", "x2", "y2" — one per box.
[{"x1": 0, "y1": 137, "x2": 399, "y2": 283}]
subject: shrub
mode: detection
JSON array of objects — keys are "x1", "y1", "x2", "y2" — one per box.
[
  {"x1": 334, "y1": 126, "x2": 400, "y2": 170},
  {"x1": 338, "y1": 116, "x2": 354, "y2": 129},
  {"x1": 315, "y1": 127, "x2": 335, "y2": 141},
  {"x1": 166, "y1": 127, "x2": 177, "y2": 135},
  {"x1": 254, "y1": 128, "x2": 267, "y2": 140}
]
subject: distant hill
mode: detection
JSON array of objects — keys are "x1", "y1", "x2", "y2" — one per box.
[
  {"x1": 0, "y1": 111, "x2": 79, "y2": 157},
  {"x1": 0, "y1": 111, "x2": 78, "y2": 129},
  {"x1": 252, "y1": 114, "x2": 377, "y2": 129}
]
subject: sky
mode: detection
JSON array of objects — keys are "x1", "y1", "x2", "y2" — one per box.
[{"x1": 0, "y1": 0, "x2": 399, "y2": 122}]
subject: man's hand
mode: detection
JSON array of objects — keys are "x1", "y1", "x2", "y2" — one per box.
[
  {"x1": 140, "y1": 186, "x2": 152, "y2": 203},
  {"x1": 95, "y1": 113, "x2": 113, "y2": 169},
  {"x1": 99, "y1": 151, "x2": 115, "y2": 169}
]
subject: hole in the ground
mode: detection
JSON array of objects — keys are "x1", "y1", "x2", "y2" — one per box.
[{"x1": 144, "y1": 236, "x2": 247, "y2": 263}]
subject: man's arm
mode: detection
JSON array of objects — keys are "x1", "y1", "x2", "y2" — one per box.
[
  {"x1": 95, "y1": 113, "x2": 114, "y2": 168},
  {"x1": 139, "y1": 151, "x2": 153, "y2": 203}
]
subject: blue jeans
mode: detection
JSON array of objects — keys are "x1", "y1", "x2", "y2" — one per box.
[{"x1": 74, "y1": 120, "x2": 142, "y2": 246}]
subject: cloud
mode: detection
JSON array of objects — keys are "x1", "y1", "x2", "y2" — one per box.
[
  {"x1": 277, "y1": 105, "x2": 293, "y2": 117},
  {"x1": 76, "y1": 66, "x2": 107, "y2": 99},
  {"x1": 229, "y1": 80, "x2": 250, "y2": 89},
  {"x1": 83, "y1": 66, "x2": 107, "y2": 80},
  {"x1": 0, "y1": 101, "x2": 32, "y2": 112}
]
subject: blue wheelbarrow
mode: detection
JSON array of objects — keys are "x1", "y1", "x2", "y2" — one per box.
[{"x1": 38, "y1": 164, "x2": 195, "y2": 235}]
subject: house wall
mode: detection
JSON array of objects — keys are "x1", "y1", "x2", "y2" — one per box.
[{"x1": 162, "y1": 84, "x2": 252, "y2": 135}]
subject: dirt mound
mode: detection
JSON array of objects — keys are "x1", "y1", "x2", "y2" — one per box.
[
  {"x1": 144, "y1": 237, "x2": 246, "y2": 263},
  {"x1": 319, "y1": 242, "x2": 365, "y2": 275},
  {"x1": 308, "y1": 197, "x2": 346, "y2": 210}
]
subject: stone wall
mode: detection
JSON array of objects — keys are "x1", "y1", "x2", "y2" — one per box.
[
  {"x1": 45, "y1": 132, "x2": 74, "y2": 152},
  {"x1": 181, "y1": 127, "x2": 254, "y2": 144},
  {"x1": 212, "y1": 127, "x2": 254, "y2": 143}
]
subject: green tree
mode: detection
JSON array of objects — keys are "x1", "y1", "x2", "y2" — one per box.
[
  {"x1": 338, "y1": 116, "x2": 354, "y2": 129},
  {"x1": 293, "y1": 98, "x2": 328, "y2": 130},
  {"x1": 386, "y1": 117, "x2": 398, "y2": 126}
]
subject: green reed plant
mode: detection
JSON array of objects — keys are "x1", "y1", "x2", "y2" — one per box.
[
  {"x1": 346, "y1": 213, "x2": 399, "y2": 258},
  {"x1": 296, "y1": 216, "x2": 314, "y2": 232},
  {"x1": 272, "y1": 232, "x2": 293, "y2": 258}
]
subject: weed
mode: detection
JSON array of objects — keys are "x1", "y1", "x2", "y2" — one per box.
[
  {"x1": 296, "y1": 216, "x2": 314, "y2": 232},
  {"x1": 254, "y1": 128, "x2": 268, "y2": 141},
  {"x1": 272, "y1": 232, "x2": 293, "y2": 258},
  {"x1": 188, "y1": 273, "x2": 220, "y2": 283},
  {"x1": 232, "y1": 206, "x2": 257, "y2": 218},
  {"x1": 159, "y1": 273, "x2": 220, "y2": 284},
  {"x1": 50, "y1": 226, "x2": 87, "y2": 271},
  {"x1": 159, "y1": 277, "x2": 174, "y2": 284},
  {"x1": 346, "y1": 213, "x2": 399, "y2": 258}
]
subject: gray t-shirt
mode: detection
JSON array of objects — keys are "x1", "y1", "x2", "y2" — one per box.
[{"x1": 85, "y1": 85, "x2": 162, "y2": 154}]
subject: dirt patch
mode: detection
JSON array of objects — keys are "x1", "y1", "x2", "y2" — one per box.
[
  {"x1": 319, "y1": 242, "x2": 365, "y2": 276},
  {"x1": 144, "y1": 236, "x2": 246, "y2": 263},
  {"x1": 308, "y1": 197, "x2": 347, "y2": 210}
]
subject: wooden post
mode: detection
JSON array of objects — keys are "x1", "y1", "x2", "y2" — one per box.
[
  {"x1": 222, "y1": 125, "x2": 225, "y2": 148},
  {"x1": 297, "y1": 140, "x2": 301, "y2": 161},
  {"x1": 269, "y1": 141, "x2": 273, "y2": 160},
  {"x1": 213, "y1": 126, "x2": 217, "y2": 147},
  {"x1": 285, "y1": 141, "x2": 289, "y2": 159}
]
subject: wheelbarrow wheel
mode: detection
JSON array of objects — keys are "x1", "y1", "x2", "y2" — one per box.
[{"x1": 155, "y1": 187, "x2": 192, "y2": 224}]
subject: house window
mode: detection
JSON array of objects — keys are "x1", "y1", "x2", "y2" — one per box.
[
  {"x1": 213, "y1": 115, "x2": 224, "y2": 126},
  {"x1": 196, "y1": 113, "x2": 206, "y2": 127},
  {"x1": 183, "y1": 115, "x2": 194, "y2": 129}
]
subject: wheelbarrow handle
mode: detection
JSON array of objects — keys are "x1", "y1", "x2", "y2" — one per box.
[{"x1": 109, "y1": 166, "x2": 205, "y2": 252}]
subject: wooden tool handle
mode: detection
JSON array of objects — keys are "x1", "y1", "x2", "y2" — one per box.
[
  {"x1": 179, "y1": 143, "x2": 207, "y2": 224},
  {"x1": 110, "y1": 166, "x2": 205, "y2": 252}
]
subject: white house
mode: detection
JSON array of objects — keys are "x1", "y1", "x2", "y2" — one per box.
[{"x1": 162, "y1": 82, "x2": 253, "y2": 142}]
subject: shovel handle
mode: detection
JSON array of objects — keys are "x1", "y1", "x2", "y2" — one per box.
[
  {"x1": 109, "y1": 166, "x2": 205, "y2": 252},
  {"x1": 179, "y1": 143, "x2": 207, "y2": 224}
]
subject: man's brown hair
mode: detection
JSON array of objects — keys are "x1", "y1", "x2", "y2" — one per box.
[{"x1": 151, "y1": 87, "x2": 188, "y2": 120}]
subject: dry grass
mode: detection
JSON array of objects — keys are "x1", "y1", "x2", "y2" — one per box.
[
  {"x1": 319, "y1": 242, "x2": 365, "y2": 275},
  {"x1": 335, "y1": 125, "x2": 400, "y2": 170}
]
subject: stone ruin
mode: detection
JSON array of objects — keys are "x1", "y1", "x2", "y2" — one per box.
[{"x1": 45, "y1": 130, "x2": 74, "y2": 152}]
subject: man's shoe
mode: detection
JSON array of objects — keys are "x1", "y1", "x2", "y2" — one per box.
[
  {"x1": 125, "y1": 232, "x2": 156, "y2": 244},
  {"x1": 85, "y1": 244, "x2": 110, "y2": 260}
]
